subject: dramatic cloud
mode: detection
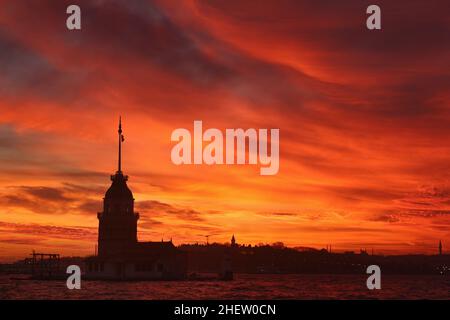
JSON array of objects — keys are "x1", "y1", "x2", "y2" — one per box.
[
  {"x1": 136, "y1": 200, "x2": 205, "y2": 221},
  {"x1": 0, "y1": 0, "x2": 449, "y2": 260},
  {"x1": 0, "y1": 221, "x2": 96, "y2": 240}
]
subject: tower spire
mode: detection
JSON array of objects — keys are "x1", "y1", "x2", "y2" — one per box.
[{"x1": 118, "y1": 116, "x2": 124, "y2": 173}]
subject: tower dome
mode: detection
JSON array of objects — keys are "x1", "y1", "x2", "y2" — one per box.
[{"x1": 105, "y1": 172, "x2": 133, "y2": 201}]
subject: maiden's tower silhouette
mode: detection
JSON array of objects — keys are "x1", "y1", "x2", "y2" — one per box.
[{"x1": 85, "y1": 118, "x2": 187, "y2": 280}]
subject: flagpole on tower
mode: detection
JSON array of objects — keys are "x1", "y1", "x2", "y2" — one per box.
[{"x1": 118, "y1": 116, "x2": 123, "y2": 173}]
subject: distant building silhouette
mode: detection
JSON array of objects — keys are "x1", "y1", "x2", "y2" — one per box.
[
  {"x1": 439, "y1": 240, "x2": 442, "y2": 255},
  {"x1": 86, "y1": 118, "x2": 187, "y2": 280},
  {"x1": 231, "y1": 234, "x2": 236, "y2": 247}
]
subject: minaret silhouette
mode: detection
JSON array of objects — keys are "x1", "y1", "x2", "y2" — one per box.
[
  {"x1": 231, "y1": 234, "x2": 236, "y2": 247},
  {"x1": 97, "y1": 117, "x2": 139, "y2": 257}
]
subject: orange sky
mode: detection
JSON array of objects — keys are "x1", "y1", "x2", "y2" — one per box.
[{"x1": 0, "y1": 0, "x2": 449, "y2": 261}]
